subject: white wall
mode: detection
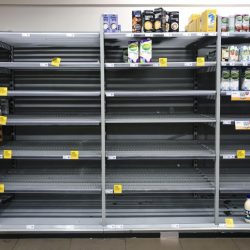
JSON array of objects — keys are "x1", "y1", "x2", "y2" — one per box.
[{"x1": 0, "y1": 2, "x2": 249, "y2": 32}]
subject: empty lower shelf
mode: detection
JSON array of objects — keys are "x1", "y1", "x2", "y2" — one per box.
[
  {"x1": 106, "y1": 165, "x2": 214, "y2": 193},
  {"x1": 0, "y1": 167, "x2": 100, "y2": 193},
  {"x1": 221, "y1": 142, "x2": 250, "y2": 159},
  {"x1": 3, "y1": 115, "x2": 100, "y2": 126},
  {"x1": 106, "y1": 140, "x2": 215, "y2": 159},
  {"x1": 0, "y1": 141, "x2": 100, "y2": 159},
  {"x1": 106, "y1": 113, "x2": 215, "y2": 123}
]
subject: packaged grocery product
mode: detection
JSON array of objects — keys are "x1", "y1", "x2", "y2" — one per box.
[
  {"x1": 110, "y1": 14, "x2": 118, "y2": 33},
  {"x1": 103, "y1": 14, "x2": 110, "y2": 33},
  {"x1": 235, "y1": 14, "x2": 243, "y2": 32},
  {"x1": 140, "y1": 38, "x2": 152, "y2": 63},
  {"x1": 243, "y1": 14, "x2": 250, "y2": 32},
  {"x1": 154, "y1": 8, "x2": 166, "y2": 32},
  {"x1": 222, "y1": 47, "x2": 229, "y2": 61},
  {"x1": 221, "y1": 68, "x2": 231, "y2": 91},
  {"x1": 229, "y1": 46, "x2": 239, "y2": 61},
  {"x1": 143, "y1": 10, "x2": 155, "y2": 32},
  {"x1": 128, "y1": 41, "x2": 139, "y2": 63},
  {"x1": 240, "y1": 46, "x2": 249, "y2": 61},
  {"x1": 165, "y1": 12, "x2": 170, "y2": 32},
  {"x1": 170, "y1": 11, "x2": 179, "y2": 32},
  {"x1": 242, "y1": 68, "x2": 250, "y2": 90},
  {"x1": 132, "y1": 10, "x2": 142, "y2": 33},
  {"x1": 230, "y1": 68, "x2": 240, "y2": 90},
  {"x1": 221, "y1": 17, "x2": 229, "y2": 32},
  {"x1": 229, "y1": 15, "x2": 235, "y2": 32},
  {"x1": 200, "y1": 9, "x2": 217, "y2": 32},
  {"x1": 245, "y1": 195, "x2": 250, "y2": 223}
]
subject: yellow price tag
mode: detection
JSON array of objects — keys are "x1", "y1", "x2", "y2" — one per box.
[
  {"x1": 237, "y1": 150, "x2": 246, "y2": 159},
  {"x1": 51, "y1": 57, "x2": 61, "y2": 67},
  {"x1": 0, "y1": 116, "x2": 7, "y2": 125},
  {"x1": 0, "y1": 184, "x2": 4, "y2": 193},
  {"x1": 159, "y1": 58, "x2": 168, "y2": 67},
  {"x1": 3, "y1": 150, "x2": 12, "y2": 159},
  {"x1": 0, "y1": 87, "x2": 8, "y2": 96},
  {"x1": 114, "y1": 184, "x2": 123, "y2": 194},
  {"x1": 225, "y1": 217, "x2": 234, "y2": 228},
  {"x1": 70, "y1": 150, "x2": 79, "y2": 160},
  {"x1": 196, "y1": 57, "x2": 205, "y2": 66}
]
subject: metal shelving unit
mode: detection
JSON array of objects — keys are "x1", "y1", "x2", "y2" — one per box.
[{"x1": 0, "y1": 17, "x2": 250, "y2": 233}]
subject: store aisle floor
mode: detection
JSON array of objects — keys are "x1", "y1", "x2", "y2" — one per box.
[{"x1": 0, "y1": 237, "x2": 249, "y2": 250}]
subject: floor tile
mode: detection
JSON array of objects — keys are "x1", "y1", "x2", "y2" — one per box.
[
  {"x1": 0, "y1": 239, "x2": 18, "y2": 250},
  {"x1": 232, "y1": 238, "x2": 250, "y2": 250},
  {"x1": 14, "y1": 238, "x2": 71, "y2": 250},
  {"x1": 180, "y1": 238, "x2": 239, "y2": 250},
  {"x1": 126, "y1": 238, "x2": 182, "y2": 250},
  {"x1": 70, "y1": 238, "x2": 125, "y2": 250}
]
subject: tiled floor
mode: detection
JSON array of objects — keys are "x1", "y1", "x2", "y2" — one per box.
[{"x1": 0, "y1": 237, "x2": 249, "y2": 250}]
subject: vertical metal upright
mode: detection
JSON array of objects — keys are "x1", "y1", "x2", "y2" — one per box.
[
  {"x1": 215, "y1": 16, "x2": 221, "y2": 225},
  {"x1": 100, "y1": 18, "x2": 106, "y2": 225}
]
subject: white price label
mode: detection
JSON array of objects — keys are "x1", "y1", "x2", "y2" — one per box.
[
  {"x1": 183, "y1": 33, "x2": 192, "y2": 36},
  {"x1": 130, "y1": 63, "x2": 138, "y2": 67},
  {"x1": 197, "y1": 33, "x2": 205, "y2": 37},
  {"x1": 223, "y1": 120, "x2": 232, "y2": 125},
  {"x1": 105, "y1": 189, "x2": 113, "y2": 194},
  {"x1": 145, "y1": 33, "x2": 153, "y2": 37},
  {"x1": 164, "y1": 33, "x2": 173, "y2": 37},
  {"x1": 108, "y1": 155, "x2": 116, "y2": 160},
  {"x1": 22, "y1": 33, "x2": 30, "y2": 37},
  {"x1": 171, "y1": 224, "x2": 180, "y2": 229},
  {"x1": 219, "y1": 223, "x2": 226, "y2": 228},
  {"x1": 229, "y1": 62, "x2": 236, "y2": 66},
  {"x1": 62, "y1": 155, "x2": 70, "y2": 159},
  {"x1": 40, "y1": 63, "x2": 49, "y2": 67},
  {"x1": 222, "y1": 154, "x2": 235, "y2": 159},
  {"x1": 208, "y1": 32, "x2": 217, "y2": 36},
  {"x1": 226, "y1": 91, "x2": 232, "y2": 96},
  {"x1": 106, "y1": 63, "x2": 114, "y2": 67},
  {"x1": 0, "y1": 155, "x2": 3, "y2": 159},
  {"x1": 153, "y1": 63, "x2": 159, "y2": 67},
  {"x1": 66, "y1": 33, "x2": 75, "y2": 37},
  {"x1": 126, "y1": 33, "x2": 134, "y2": 37},
  {"x1": 243, "y1": 62, "x2": 248, "y2": 66},
  {"x1": 26, "y1": 225, "x2": 35, "y2": 230},
  {"x1": 107, "y1": 224, "x2": 123, "y2": 229},
  {"x1": 221, "y1": 62, "x2": 227, "y2": 66},
  {"x1": 184, "y1": 62, "x2": 193, "y2": 67},
  {"x1": 106, "y1": 92, "x2": 114, "y2": 97},
  {"x1": 223, "y1": 32, "x2": 230, "y2": 37},
  {"x1": 235, "y1": 120, "x2": 250, "y2": 130}
]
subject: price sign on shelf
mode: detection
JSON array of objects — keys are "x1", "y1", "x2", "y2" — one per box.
[
  {"x1": 0, "y1": 184, "x2": 4, "y2": 193},
  {"x1": 196, "y1": 57, "x2": 205, "y2": 67},
  {"x1": 235, "y1": 121, "x2": 250, "y2": 130},
  {"x1": 159, "y1": 58, "x2": 168, "y2": 67},
  {"x1": 0, "y1": 116, "x2": 7, "y2": 125},
  {"x1": 231, "y1": 91, "x2": 250, "y2": 101},
  {"x1": 0, "y1": 87, "x2": 8, "y2": 96},
  {"x1": 225, "y1": 217, "x2": 234, "y2": 228},
  {"x1": 237, "y1": 150, "x2": 246, "y2": 159},
  {"x1": 51, "y1": 57, "x2": 61, "y2": 67},
  {"x1": 222, "y1": 154, "x2": 235, "y2": 159},
  {"x1": 113, "y1": 184, "x2": 123, "y2": 194},
  {"x1": 70, "y1": 151, "x2": 79, "y2": 160},
  {"x1": 3, "y1": 150, "x2": 12, "y2": 159}
]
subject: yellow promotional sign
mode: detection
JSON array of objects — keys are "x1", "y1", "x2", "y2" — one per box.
[
  {"x1": 114, "y1": 184, "x2": 123, "y2": 194},
  {"x1": 225, "y1": 217, "x2": 234, "y2": 228},
  {"x1": 196, "y1": 57, "x2": 205, "y2": 66},
  {"x1": 0, "y1": 116, "x2": 7, "y2": 125},
  {"x1": 70, "y1": 150, "x2": 79, "y2": 160},
  {"x1": 3, "y1": 150, "x2": 12, "y2": 159},
  {"x1": 0, "y1": 184, "x2": 4, "y2": 193},
  {"x1": 0, "y1": 87, "x2": 8, "y2": 96},
  {"x1": 51, "y1": 57, "x2": 61, "y2": 67},
  {"x1": 159, "y1": 58, "x2": 168, "y2": 67},
  {"x1": 237, "y1": 150, "x2": 246, "y2": 159}
]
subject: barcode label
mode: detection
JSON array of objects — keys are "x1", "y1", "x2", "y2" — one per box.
[
  {"x1": 107, "y1": 224, "x2": 123, "y2": 229},
  {"x1": 22, "y1": 33, "x2": 30, "y2": 37},
  {"x1": 106, "y1": 92, "x2": 115, "y2": 97},
  {"x1": 223, "y1": 32, "x2": 230, "y2": 37},
  {"x1": 105, "y1": 189, "x2": 113, "y2": 194},
  {"x1": 26, "y1": 225, "x2": 35, "y2": 230},
  {"x1": 243, "y1": 62, "x2": 248, "y2": 66},
  {"x1": 63, "y1": 155, "x2": 70, "y2": 159},
  {"x1": 223, "y1": 154, "x2": 235, "y2": 159},
  {"x1": 229, "y1": 62, "x2": 236, "y2": 66},
  {"x1": 184, "y1": 62, "x2": 193, "y2": 67},
  {"x1": 66, "y1": 33, "x2": 75, "y2": 37},
  {"x1": 183, "y1": 33, "x2": 191, "y2": 36},
  {"x1": 197, "y1": 33, "x2": 205, "y2": 36},
  {"x1": 40, "y1": 63, "x2": 49, "y2": 67},
  {"x1": 106, "y1": 63, "x2": 114, "y2": 67},
  {"x1": 130, "y1": 63, "x2": 138, "y2": 67},
  {"x1": 164, "y1": 33, "x2": 173, "y2": 37},
  {"x1": 108, "y1": 155, "x2": 116, "y2": 160},
  {"x1": 145, "y1": 33, "x2": 153, "y2": 37},
  {"x1": 171, "y1": 224, "x2": 180, "y2": 229},
  {"x1": 126, "y1": 33, "x2": 134, "y2": 37},
  {"x1": 223, "y1": 120, "x2": 232, "y2": 125}
]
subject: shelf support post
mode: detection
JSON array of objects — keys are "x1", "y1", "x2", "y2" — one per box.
[{"x1": 215, "y1": 16, "x2": 222, "y2": 225}]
